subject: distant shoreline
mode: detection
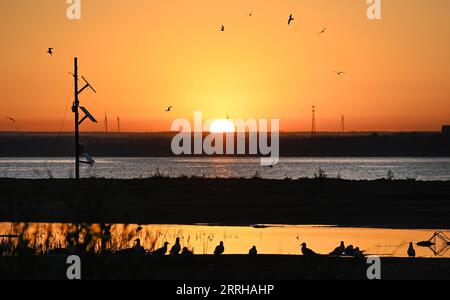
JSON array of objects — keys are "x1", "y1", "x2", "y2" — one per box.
[{"x1": 0, "y1": 132, "x2": 449, "y2": 157}]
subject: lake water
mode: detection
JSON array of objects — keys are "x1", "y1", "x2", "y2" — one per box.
[
  {"x1": 1, "y1": 223, "x2": 449, "y2": 258},
  {"x1": 0, "y1": 157, "x2": 449, "y2": 181}
]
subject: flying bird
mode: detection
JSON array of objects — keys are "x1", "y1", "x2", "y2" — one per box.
[
  {"x1": 47, "y1": 48, "x2": 54, "y2": 56},
  {"x1": 288, "y1": 14, "x2": 295, "y2": 25},
  {"x1": 5, "y1": 117, "x2": 16, "y2": 123},
  {"x1": 221, "y1": 25, "x2": 225, "y2": 32},
  {"x1": 318, "y1": 26, "x2": 327, "y2": 34},
  {"x1": 166, "y1": 106, "x2": 173, "y2": 112},
  {"x1": 334, "y1": 71, "x2": 346, "y2": 76},
  {"x1": 245, "y1": 11, "x2": 253, "y2": 17}
]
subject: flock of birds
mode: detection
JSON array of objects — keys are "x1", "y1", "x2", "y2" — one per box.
[
  {"x1": 160, "y1": 12, "x2": 346, "y2": 115},
  {"x1": 4, "y1": 11, "x2": 347, "y2": 125},
  {"x1": 120, "y1": 238, "x2": 419, "y2": 258}
]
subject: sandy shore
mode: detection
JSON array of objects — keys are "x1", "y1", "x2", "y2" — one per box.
[{"x1": 0, "y1": 178, "x2": 449, "y2": 228}]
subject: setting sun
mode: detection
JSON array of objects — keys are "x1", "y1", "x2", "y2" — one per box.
[{"x1": 209, "y1": 120, "x2": 236, "y2": 133}]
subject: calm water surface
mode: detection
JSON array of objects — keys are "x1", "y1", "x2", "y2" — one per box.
[
  {"x1": 0, "y1": 157, "x2": 449, "y2": 181},
  {"x1": 1, "y1": 223, "x2": 449, "y2": 258}
]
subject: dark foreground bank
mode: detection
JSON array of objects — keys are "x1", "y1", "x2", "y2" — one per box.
[
  {"x1": 1, "y1": 255, "x2": 449, "y2": 280},
  {"x1": 0, "y1": 178, "x2": 450, "y2": 228}
]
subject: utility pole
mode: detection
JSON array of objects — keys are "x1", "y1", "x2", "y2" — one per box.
[
  {"x1": 105, "y1": 113, "x2": 108, "y2": 133},
  {"x1": 341, "y1": 114, "x2": 345, "y2": 132},
  {"x1": 117, "y1": 116, "x2": 120, "y2": 133},
  {"x1": 71, "y1": 57, "x2": 97, "y2": 180},
  {"x1": 73, "y1": 58, "x2": 80, "y2": 180},
  {"x1": 311, "y1": 106, "x2": 316, "y2": 137}
]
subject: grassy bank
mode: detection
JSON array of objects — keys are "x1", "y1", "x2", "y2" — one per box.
[{"x1": 0, "y1": 178, "x2": 449, "y2": 228}]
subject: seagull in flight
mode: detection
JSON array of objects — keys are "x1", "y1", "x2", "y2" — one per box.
[
  {"x1": 221, "y1": 25, "x2": 225, "y2": 32},
  {"x1": 5, "y1": 117, "x2": 16, "y2": 123},
  {"x1": 318, "y1": 26, "x2": 327, "y2": 34},
  {"x1": 47, "y1": 48, "x2": 54, "y2": 56},
  {"x1": 245, "y1": 11, "x2": 253, "y2": 17},
  {"x1": 334, "y1": 71, "x2": 346, "y2": 76},
  {"x1": 288, "y1": 14, "x2": 295, "y2": 25},
  {"x1": 166, "y1": 106, "x2": 173, "y2": 112}
]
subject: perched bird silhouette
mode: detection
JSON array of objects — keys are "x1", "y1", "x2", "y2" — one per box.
[
  {"x1": 249, "y1": 246, "x2": 258, "y2": 256},
  {"x1": 170, "y1": 238, "x2": 181, "y2": 255},
  {"x1": 5, "y1": 117, "x2": 16, "y2": 123},
  {"x1": 353, "y1": 247, "x2": 365, "y2": 258},
  {"x1": 344, "y1": 245, "x2": 355, "y2": 256},
  {"x1": 152, "y1": 242, "x2": 169, "y2": 256},
  {"x1": 166, "y1": 106, "x2": 173, "y2": 112},
  {"x1": 47, "y1": 48, "x2": 54, "y2": 56},
  {"x1": 214, "y1": 241, "x2": 225, "y2": 255},
  {"x1": 288, "y1": 14, "x2": 295, "y2": 25},
  {"x1": 334, "y1": 71, "x2": 346, "y2": 76},
  {"x1": 182, "y1": 247, "x2": 194, "y2": 256},
  {"x1": 318, "y1": 26, "x2": 327, "y2": 34},
  {"x1": 408, "y1": 242, "x2": 416, "y2": 258},
  {"x1": 134, "y1": 238, "x2": 146, "y2": 254},
  {"x1": 301, "y1": 243, "x2": 317, "y2": 257},
  {"x1": 330, "y1": 241, "x2": 346, "y2": 256},
  {"x1": 114, "y1": 239, "x2": 146, "y2": 255},
  {"x1": 221, "y1": 25, "x2": 225, "y2": 32}
]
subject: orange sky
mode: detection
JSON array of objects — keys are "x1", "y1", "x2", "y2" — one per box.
[{"x1": 0, "y1": 0, "x2": 449, "y2": 132}]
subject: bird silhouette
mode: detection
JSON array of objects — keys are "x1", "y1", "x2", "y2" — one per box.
[
  {"x1": 301, "y1": 243, "x2": 317, "y2": 257},
  {"x1": 288, "y1": 14, "x2": 295, "y2": 25},
  {"x1": 344, "y1": 245, "x2": 355, "y2": 256},
  {"x1": 114, "y1": 239, "x2": 146, "y2": 255},
  {"x1": 408, "y1": 242, "x2": 416, "y2": 258},
  {"x1": 152, "y1": 242, "x2": 169, "y2": 256},
  {"x1": 221, "y1": 25, "x2": 225, "y2": 32},
  {"x1": 245, "y1": 11, "x2": 253, "y2": 17},
  {"x1": 334, "y1": 71, "x2": 346, "y2": 76},
  {"x1": 5, "y1": 117, "x2": 16, "y2": 123},
  {"x1": 318, "y1": 26, "x2": 327, "y2": 34},
  {"x1": 353, "y1": 247, "x2": 365, "y2": 258},
  {"x1": 134, "y1": 238, "x2": 146, "y2": 254},
  {"x1": 170, "y1": 238, "x2": 181, "y2": 255},
  {"x1": 47, "y1": 48, "x2": 54, "y2": 56},
  {"x1": 329, "y1": 241, "x2": 346, "y2": 256},
  {"x1": 214, "y1": 241, "x2": 225, "y2": 255},
  {"x1": 166, "y1": 106, "x2": 173, "y2": 112},
  {"x1": 249, "y1": 246, "x2": 258, "y2": 256},
  {"x1": 182, "y1": 247, "x2": 194, "y2": 256}
]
